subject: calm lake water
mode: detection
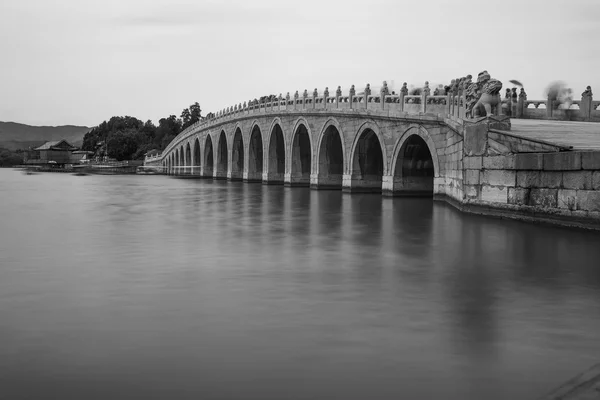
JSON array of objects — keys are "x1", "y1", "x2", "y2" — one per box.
[{"x1": 1, "y1": 168, "x2": 600, "y2": 399}]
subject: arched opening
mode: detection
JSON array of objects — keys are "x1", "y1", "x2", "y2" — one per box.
[
  {"x1": 231, "y1": 128, "x2": 244, "y2": 181},
  {"x1": 267, "y1": 124, "x2": 285, "y2": 184},
  {"x1": 317, "y1": 125, "x2": 344, "y2": 189},
  {"x1": 181, "y1": 145, "x2": 186, "y2": 167},
  {"x1": 216, "y1": 131, "x2": 228, "y2": 179},
  {"x1": 350, "y1": 128, "x2": 384, "y2": 193},
  {"x1": 290, "y1": 123, "x2": 311, "y2": 186},
  {"x1": 175, "y1": 149, "x2": 180, "y2": 174},
  {"x1": 247, "y1": 125, "x2": 263, "y2": 182},
  {"x1": 185, "y1": 143, "x2": 191, "y2": 175},
  {"x1": 193, "y1": 138, "x2": 201, "y2": 175},
  {"x1": 203, "y1": 135, "x2": 214, "y2": 178},
  {"x1": 393, "y1": 134, "x2": 434, "y2": 196}
]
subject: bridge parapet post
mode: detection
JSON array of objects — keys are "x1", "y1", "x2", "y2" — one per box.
[
  {"x1": 581, "y1": 86, "x2": 593, "y2": 120},
  {"x1": 421, "y1": 81, "x2": 430, "y2": 113},
  {"x1": 363, "y1": 84, "x2": 371, "y2": 109},
  {"x1": 380, "y1": 81, "x2": 390, "y2": 110},
  {"x1": 302, "y1": 90, "x2": 308, "y2": 110},
  {"x1": 312, "y1": 88, "x2": 318, "y2": 109},
  {"x1": 546, "y1": 94, "x2": 553, "y2": 118},
  {"x1": 323, "y1": 87, "x2": 329, "y2": 110},
  {"x1": 349, "y1": 85, "x2": 355, "y2": 109},
  {"x1": 400, "y1": 82, "x2": 408, "y2": 112}
]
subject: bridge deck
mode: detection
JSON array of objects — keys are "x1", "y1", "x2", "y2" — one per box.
[{"x1": 505, "y1": 120, "x2": 600, "y2": 151}]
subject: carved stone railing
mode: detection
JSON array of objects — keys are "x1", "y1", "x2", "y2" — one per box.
[
  {"x1": 498, "y1": 89, "x2": 598, "y2": 121},
  {"x1": 162, "y1": 82, "x2": 599, "y2": 157},
  {"x1": 162, "y1": 83, "x2": 478, "y2": 156}
]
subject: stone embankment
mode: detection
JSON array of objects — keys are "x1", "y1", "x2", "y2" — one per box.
[{"x1": 448, "y1": 119, "x2": 600, "y2": 230}]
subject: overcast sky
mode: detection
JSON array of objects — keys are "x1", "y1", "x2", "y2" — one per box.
[{"x1": 1, "y1": 0, "x2": 599, "y2": 127}]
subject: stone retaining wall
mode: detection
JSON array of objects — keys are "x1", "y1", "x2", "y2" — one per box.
[{"x1": 461, "y1": 151, "x2": 600, "y2": 230}]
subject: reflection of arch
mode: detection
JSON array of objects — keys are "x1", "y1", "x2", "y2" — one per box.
[
  {"x1": 390, "y1": 125, "x2": 440, "y2": 177},
  {"x1": 204, "y1": 134, "x2": 214, "y2": 177},
  {"x1": 216, "y1": 130, "x2": 228, "y2": 179},
  {"x1": 267, "y1": 120, "x2": 285, "y2": 183},
  {"x1": 231, "y1": 128, "x2": 244, "y2": 180},
  {"x1": 247, "y1": 124, "x2": 263, "y2": 181}
]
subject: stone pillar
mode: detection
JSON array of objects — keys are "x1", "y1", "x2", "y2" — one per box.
[
  {"x1": 263, "y1": 172, "x2": 283, "y2": 185},
  {"x1": 341, "y1": 174, "x2": 382, "y2": 194},
  {"x1": 284, "y1": 172, "x2": 310, "y2": 187},
  {"x1": 303, "y1": 90, "x2": 308, "y2": 110},
  {"x1": 421, "y1": 81, "x2": 430, "y2": 113},
  {"x1": 309, "y1": 173, "x2": 344, "y2": 190},
  {"x1": 517, "y1": 89, "x2": 527, "y2": 118},
  {"x1": 546, "y1": 94, "x2": 553, "y2": 118},
  {"x1": 581, "y1": 86, "x2": 593, "y2": 121},
  {"x1": 382, "y1": 175, "x2": 394, "y2": 196}
]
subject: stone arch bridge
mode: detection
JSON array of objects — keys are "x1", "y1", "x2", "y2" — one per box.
[
  {"x1": 146, "y1": 85, "x2": 600, "y2": 230},
  {"x1": 154, "y1": 90, "x2": 476, "y2": 198}
]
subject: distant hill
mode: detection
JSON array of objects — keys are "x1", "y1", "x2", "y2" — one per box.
[{"x1": 0, "y1": 121, "x2": 90, "y2": 150}]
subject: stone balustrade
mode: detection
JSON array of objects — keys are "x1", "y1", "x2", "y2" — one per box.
[
  {"x1": 163, "y1": 82, "x2": 480, "y2": 156},
  {"x1": 500, "y1": 89, "x2": 598, "y2": 121}
]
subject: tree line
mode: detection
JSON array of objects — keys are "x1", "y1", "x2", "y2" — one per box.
[
  {"x1": 0, "y1": 148, "x2": 23, "y2": 167},
  {"x1": 81, "y1": 102, "x2": 202, "y2": 161}
]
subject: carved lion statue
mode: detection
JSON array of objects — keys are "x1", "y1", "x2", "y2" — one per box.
[{"x1": 466, "y1": 71, "x2": 503, "y2": 118}]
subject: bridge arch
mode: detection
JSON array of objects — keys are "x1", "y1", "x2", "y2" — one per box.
[
  {"x1": 203, "y1": 133, "x2": 214, "y2": 178},
  {"x1": 389, "y1": 125, "x2": 439, "y2": 196},
  {"x1": 247, "y1": 123, "x2": 264, "y2": 182},
  {"x1": 231, "y1": 126, "x2": 244, "y2": 180},
  {"x1": 290, "y1": 118, "x2": 313, "y2": 186},
  {"x1": 348, "y1": 121, "x2": 387, "y2": 192},
  {"x1": 193, "y1": 137, "x2": 201, "y2": 175},
  {"x1": 216, "y1": 130, "x2": 228, "y2": 179},
  {"x1": 267, "y1": 118, "x2": 286, "y2": 184},
  {"x1": 185, "y1": 142, "x2": 191, "y2": 175},
  {"x1": 315, "y1": 118, "x2": 346, "y2": 189}
]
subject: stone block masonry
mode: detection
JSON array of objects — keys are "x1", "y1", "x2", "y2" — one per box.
[
  {"x1": 457, "y1": 120, "x2": 600, "y2": 230},
  {"x1": 466, "y1": 148, "x2": 600, "y2": 230}
]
